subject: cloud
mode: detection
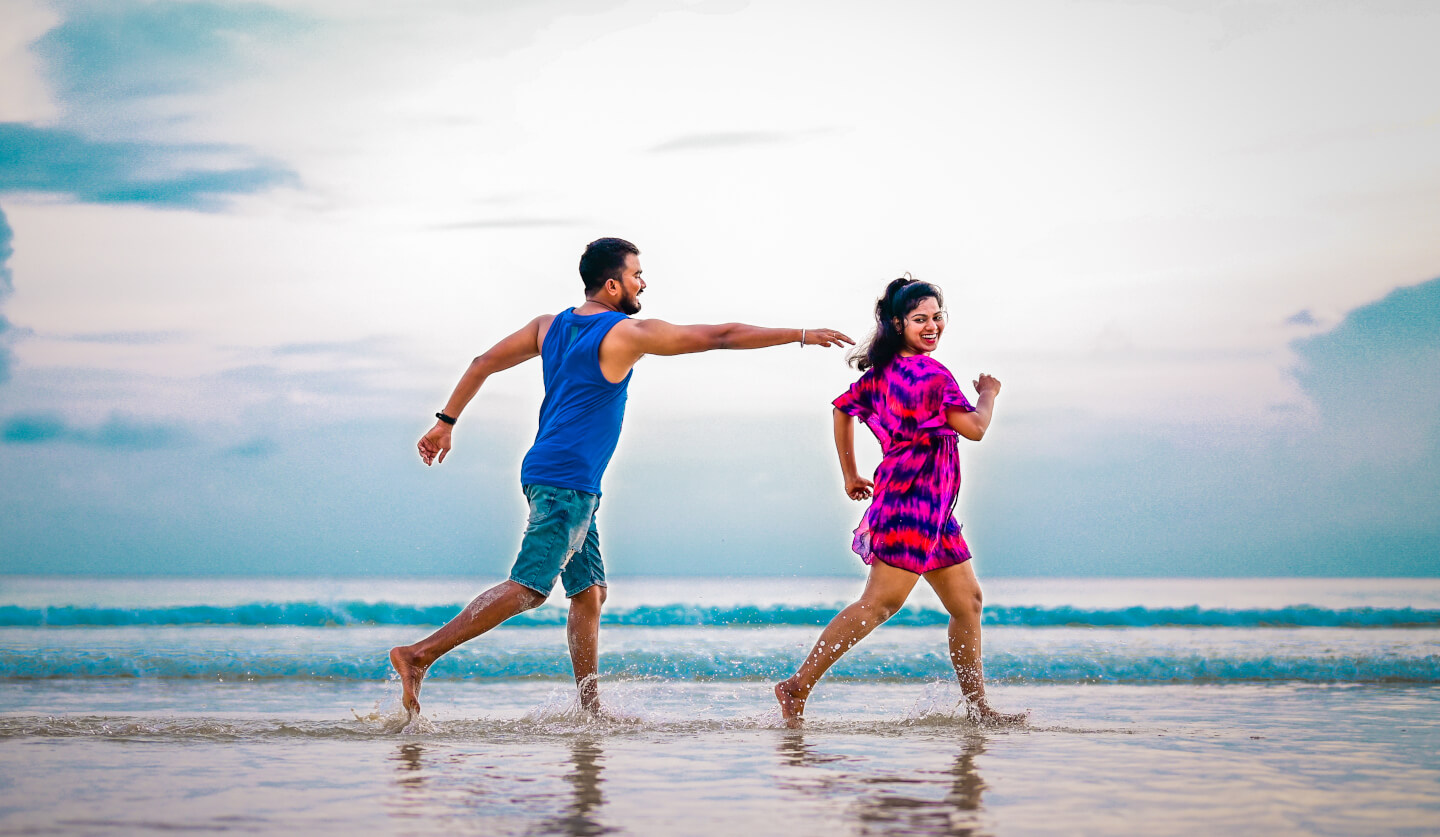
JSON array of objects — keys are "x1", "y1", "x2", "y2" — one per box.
[
  {"x1": 270, "y1": 336, "x2": 399, "y2": 356},
  {"x1": 1, "y1": 412, "x2": 189, "y2": 450},
  {"x1": 1285, "y1": 309, "x2": 1317, "y2": 326},
  {"x1": 682, "y1": 0, "x2": 751, "y2": 14},
  {"x1": 1268, "y1": 277, "x2": 1440, "y2": 569},
  {"x1": 0, "y1": 123, "x2": 297, "y2": 210},
  {"x1": 32, "y1": 1, "x2": 306, "y2": 110},
  {"x1": 0, "y1": 205, "x2": 11, "y2": 295},
  {"x1": 1290, "y1": 276, "x2": 1440, "y2": 422},
  {"x1": 0, "y1": 206, "x2": 13, "y2": 383},
  {"x1": 0, "y1": 2, "x2": 310, "y2": 210},
  {"x1": 209, "y1": 361, "x2": 430, "y2": 417},
  {"x1": 0, "y1": 313, "x2": 11, "y2": 385},
  {"x1": 648, "y1": 131, "x2": 796, "y2": 153},
  {"x1": 222, "y1": 437, "x2": 278, "y2": 459},
  {"x1": 51, "y1": 330, "x2": 188, "y2": 345},
  {"x1": 429, "y1": 218, "x2": 584, "y2": 230}
]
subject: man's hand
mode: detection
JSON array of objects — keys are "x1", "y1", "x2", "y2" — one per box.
[
  {"x1": 802, "y1": 328, "x2": 854, "y2": 348},
  {"x1": 418, "y1": 423, "x2": 453, "y2": 466},
  {"x1": 845, "y1": 474, "x2": 875, "y2": 501},
  {"x1": 974, "y1": 373, "x2": 1001, "y2": 397}
]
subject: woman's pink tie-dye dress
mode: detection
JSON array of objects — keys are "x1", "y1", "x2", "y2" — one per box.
[{"x1": 833, "y1": 354, "x2": 976, "y2": 574}]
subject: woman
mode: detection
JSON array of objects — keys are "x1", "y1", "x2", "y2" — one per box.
[{"x1": 775, "y1": 276, "x2": 1024, "y2": 725}]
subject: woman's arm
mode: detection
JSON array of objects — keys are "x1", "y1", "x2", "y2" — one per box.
[
  {"x1": 833, "y1": 408, "x2": 874, "y2": 500},
  {"x1": 947, "y1": 374, "x2": 1001, "y2": 441}
]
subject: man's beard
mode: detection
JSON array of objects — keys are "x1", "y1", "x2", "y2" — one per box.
[{"x1": 619, "y1": 292, "x2": 642, "y2": 315}]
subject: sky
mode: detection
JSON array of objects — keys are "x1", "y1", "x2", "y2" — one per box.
[{"x1": 0, "y1": 0, "x2": 1437, "y2": 578}]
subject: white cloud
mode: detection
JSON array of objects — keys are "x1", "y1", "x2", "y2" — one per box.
[
  {"x1": 4, "y1": 0, "x2": 1440, "y2": 575},
  {"x1": 0, "y1": 1, "x2": 60, "y2": 123}
]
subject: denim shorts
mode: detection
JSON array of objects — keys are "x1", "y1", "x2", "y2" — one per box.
[{"x1": 509, "y1": 484, "x2": 605, "y2": 598}]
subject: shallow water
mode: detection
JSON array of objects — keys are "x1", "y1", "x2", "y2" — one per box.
[
  {"x1": 2, "y1": 681, "x2": 1437, "y2": 835},
  {"x1": 1, "y1": 577, "x2": 1437, "y2": 834}
]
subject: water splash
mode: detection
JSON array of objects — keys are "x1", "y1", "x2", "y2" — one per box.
[{"x1": 351, "y1": 694, "x2": 422, "y2": 735}]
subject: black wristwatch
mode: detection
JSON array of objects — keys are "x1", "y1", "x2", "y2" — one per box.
[{"x1": 435, "y1": 412, "x2": 457, "y2": 426}]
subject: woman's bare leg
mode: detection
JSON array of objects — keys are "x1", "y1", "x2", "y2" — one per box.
[
  {"x1": 925, "y1": 562, "x2": 1025, "y2": 723},
  {"x1": 775, "y1": 562, "x2": 919, "y2": 725}
]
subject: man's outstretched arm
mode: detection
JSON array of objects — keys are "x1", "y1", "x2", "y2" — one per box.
[
  {"x1": 616, "y1": 319, "x2": 853, "y2": 359},
  {"x1": 418, "y1": 315, "x2": 551, "y2": 465}
]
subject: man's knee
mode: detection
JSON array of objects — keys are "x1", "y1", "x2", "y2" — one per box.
[
  {"x1": 570, "y1": 584, "x2": 606, "y2": 613},
  {"x1": 505, "y1": 580, "x2": 548, "y2": 611}
]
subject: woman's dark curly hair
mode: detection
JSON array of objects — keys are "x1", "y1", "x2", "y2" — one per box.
[{"x1": 849, "y1": 275, "x2": 945, "y2": 372}]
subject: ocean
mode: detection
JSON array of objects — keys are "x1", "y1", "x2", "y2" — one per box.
[{"x1": 1, "y1": 575, "x2": 1437, "y2": 835}]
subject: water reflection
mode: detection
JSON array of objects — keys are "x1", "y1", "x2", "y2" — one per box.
[
  {"x1": 778, "y1": 730, "x2": 850, "y2": 768},
  {"x1": 387, "y1": 736, "x2": 613, "y2": 835},
  {"x1": 777, "y1": 732, "x2": 989, "y2": 836},
  {"x1": 394, "y1": 742, "x2": 426, "y2": 788},
  {"x1": 387, "y1": 740, "x2": 431, "y2": 823},
  {"x1": 530, "y1": 735, "x2": 613, "y2": 836}
]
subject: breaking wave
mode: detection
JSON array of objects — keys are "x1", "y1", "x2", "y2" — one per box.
[
  {"x1": 3, "y1": 602, "x2": 1436, "y2": 628},
  {"x1": 1, "y1": 647, "x2": 1434, "y2": 684}
]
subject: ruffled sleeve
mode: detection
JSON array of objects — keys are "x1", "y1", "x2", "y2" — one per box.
[
  {"x1": 833, "y1": 373, "x2": 875, "y2": 425},
  {"x1": 914, "y1": 359, "x2": 973, "y2": 432},
  {"x1": 940, "y1": 370, "x2": 975, "y2": 413}
]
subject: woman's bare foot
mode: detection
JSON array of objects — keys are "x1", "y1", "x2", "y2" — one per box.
[
  {"x1": 775, "y1": 679, "x2": 808, "y2": 728},
  {"x1": 389, "y1": 646, "x2": 428, "y2": 719}
]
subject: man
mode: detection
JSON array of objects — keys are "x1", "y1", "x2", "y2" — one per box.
[{"x1": 390, "y1": 238, "x2": 852, "y2": 718}]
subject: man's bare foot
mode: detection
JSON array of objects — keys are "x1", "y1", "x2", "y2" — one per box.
[
  {"x1": 775, "y1": 679, "x2": 807, "y2": 728},
  {"x1": 966, "y1": 700, "x2": 1028, "y2": 727},
  {"x1": 582, "y1": 702, "x2": 625, "y2": 723},
  {"x1": 579, "y1": 695, "x2": 609, "y2": 719},
  {"x1": 389, "y1": 646, "x2": 427, "y2": 719},
  {"x1": 577, "y1": 674, "x2": 601, "y2": 716}
]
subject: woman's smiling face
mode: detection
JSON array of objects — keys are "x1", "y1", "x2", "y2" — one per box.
[{"x1": 896, "y1": 296, "x2": 945, "y2": 356}]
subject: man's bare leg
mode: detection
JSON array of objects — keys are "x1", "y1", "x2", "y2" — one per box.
[
  {"x1": 567, "y1": 585, "x2": 607, "y2": 714},
  {"x1": 925, "y1": 562, "x2": 1026, "y2": 724},
  {"x1": 775, "y1": 563, "x2": 919, "y2": 726},
  {"x1": 389, "y1": 580, "x2": 546, "y2": 717}
]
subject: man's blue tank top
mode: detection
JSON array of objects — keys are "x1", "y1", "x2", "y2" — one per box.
[{"x1": 519, "y1": 308, "x2": 632, "y2": 495}]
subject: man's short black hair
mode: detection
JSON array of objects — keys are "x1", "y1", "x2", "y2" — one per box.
[{"x1": 579, "y1": 238, "x2": 639, "y2": 294}]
